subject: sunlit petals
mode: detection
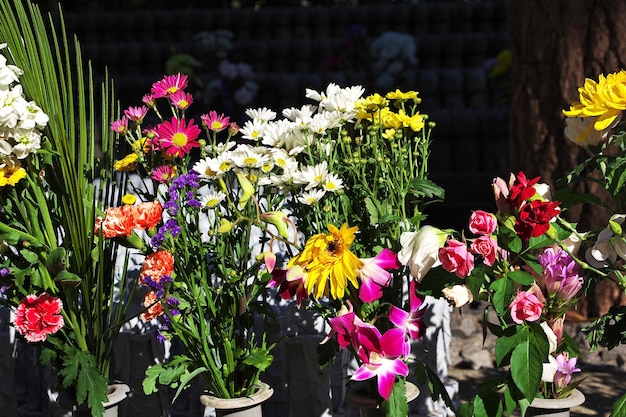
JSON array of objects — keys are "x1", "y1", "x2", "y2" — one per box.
[{"x1": 151, "y1": 73, "x2": 188, "y2": 98}]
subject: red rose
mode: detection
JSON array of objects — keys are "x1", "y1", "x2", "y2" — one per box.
[
  {"x1": 14, "y1": 293, "x2": 64, "y2": 342},
  {"x1": 514, "y1": 200, "x2": 561, "y2": 240},
  {"x1": 438, "y1": 239, "x2": 475, "y2": 279},
  {"x1": 509, "y1": 291, "x2": 543, "y2": 324},
  {"x1": 469, "y1": 210, "x2": 497, "y2": 235},
  {"x1": 470, "y1": 235, "x2": 499, "y2": 266}
]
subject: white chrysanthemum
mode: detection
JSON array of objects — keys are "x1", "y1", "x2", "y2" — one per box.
[
  {"x1": 267, "y1": 166, "x2": 298, "y2": 189},
  {"x1": 269, "y1": 148, "x2": 297, "y2": 171},
  {"x1": 260, "y1": 118, "x2": 295, "y2": 148},
  {"x1": 203, "y1": 140, "x2": 236, "y2": 155},
  {"x1": 282, "y1": 104, "x2": 317, "y2": 126},
  {"x1": 305, "y1": 83, "x2": 342, "y2": 103},
  {"x1": 231, "y1": 144, "x2": 270, "y2": 169},
  {"x1": 199, "y1": 189, "x2": 227, "y2": 209},
  {"x1": 193, "y1": 153, "x2": 234, "y2": 179},
  {"x1": 293, "y1": 161, "x2": 329, "y2": 190},
  {"x1": 321, "y1": 85, "x2": 365, "y2": 115},
  {"x1": 322, "y1": 173, "x2": 344, "y2": 192},
  {"x1": 245, "y1": 107, "x2": 276, "y2": 123},
  {"x1": 240, "y1": 119, "x2": 265, "y2": 142},
  {"x1": 297, "y1": 189, "x2": 326, "y2": 205}
]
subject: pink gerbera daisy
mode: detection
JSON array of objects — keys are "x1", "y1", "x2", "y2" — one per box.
[
  {"x1": 155, "y1": 117, "x2": 201, "y2": 157},
  {"x1": 142, "y1": 93, "x2": 156, "y2": 108},
  {"x1": 151, "y1": 165, "x2": 178, "y2": 183},
  {"x1": 151, "y1": 73, "x2": 188, "y2": 98},
  {"x1": 201, "y1": 111, "x2": 231, "y2": 132},
  {"x1": 124, "y1": 105, "x2": 149, "y2": 123},
  {"x1": 169, "y1": 90, "x2": 193, "y2": 110},
  {"x1": 110, "y1": 117, "x2": 128, "y2": 135}
]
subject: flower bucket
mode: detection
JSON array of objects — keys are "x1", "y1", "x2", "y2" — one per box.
[
  {"x1": 527, "y1": 389, "x2": 585, "y2": 417},
  {"x1": 346, "y1": 380, "x2": 420, "y2": 417},
  {"x1": 199, "y1": 382, "x2": 273, "y2": 417},
  {"x1": 56, "y1": 383, "x2": 130, "y2": 417}
]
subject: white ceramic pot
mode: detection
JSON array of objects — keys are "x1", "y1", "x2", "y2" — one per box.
[
  {"x1": 199, "y1": 381, "x2": 274, "y2": 417},
  {"x1": 527, "y1": 389, "x2": 586, "y2": 417}
]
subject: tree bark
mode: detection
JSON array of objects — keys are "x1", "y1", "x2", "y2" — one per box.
[{"x1": 509, "y1": 0, "x2": 626, "y2": 317}]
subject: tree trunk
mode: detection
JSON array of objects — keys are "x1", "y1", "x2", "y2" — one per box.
[{"x1": 508, "y1": 0, "x2": 626, "y2": 317}]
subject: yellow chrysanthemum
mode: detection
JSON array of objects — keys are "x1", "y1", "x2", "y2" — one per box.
[
  {"x1": 0, "y1": 164, "x2": 26, "y2": 187},
  {"x1": 397, "y1": 109, "x2": 425, "y2": 132},
  {"x1": 386, "y1": 89, "x2": 419, "y2": 101},
  {"x1": 288, "y1": 223, "x2": 362, "y2": 300},
  {"x1": 563, "y1": 71, "x2": 626, "y2": 131},
  {"x1": 132, "y1": 137, "x2": 152, "y2": 154},
  {"x1": 379, "y1": 107, "x2": 402, "y2": 130},
  {"x1": 114, "y1": 153, "x2": 139, "y2": 171},
  {"x1": 122, "y1": 193, "x2": 137, "y2": 205}
]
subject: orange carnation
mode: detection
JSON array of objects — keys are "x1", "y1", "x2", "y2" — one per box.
[
  {"x1": 140, "y1": 291, "x2": 164, "y2": 321},
  {"x1": 96, "y1": 205, "x2": 137, "y2": 238},
  {"x1": 139, "y1": 250, "x2": 174, "y2": 285},
  {"x1": 135, "y1": 201, "x2": 163, "y2": 230}
]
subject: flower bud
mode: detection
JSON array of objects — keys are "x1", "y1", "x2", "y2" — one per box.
[
  {"x1": 236, "y1": 172, "x2": 255, "y2": 208},
  {"x1": 609, "y1": 219, "x2": 623, "y2": 236},
  {"x1": 260, "y1": 211, "x2": 290, "y2": 238},
  {"x1": 218, "y1": 218, "x2": 232, "y2": 233}
]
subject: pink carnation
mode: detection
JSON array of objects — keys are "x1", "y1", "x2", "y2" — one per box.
[{"x1": 14, "y1": 293, "x2": 64, "y2": 342}]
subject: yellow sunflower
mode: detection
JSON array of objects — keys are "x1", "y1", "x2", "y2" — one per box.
[{"x1": 288, "y1": 223, "x2": 362, "y2": 300}]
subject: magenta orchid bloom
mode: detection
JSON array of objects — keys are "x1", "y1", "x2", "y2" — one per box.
[
  {"x1": 388, "y1": 280, "x2": 426, "y2": 356},
  {"x1": 326, "y1": 302, "x2": 377, "y2": 349},
  {"x1": 358, "y1": 248, "x2": 401, "y2": 303},
  {"x1": 352, "y1": 326, "x2": 409, "y2": 400},
  {"x1": 267, "y1": 268, "x2": 308, "y2": 307}
]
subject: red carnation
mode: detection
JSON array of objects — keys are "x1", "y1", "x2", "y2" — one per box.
[
  {"x1": 14, "y1": 293, "x2": 64, "y2": 342},
  {"x1": 507, "y1": 171, "x2": 541, "y2": 209}
]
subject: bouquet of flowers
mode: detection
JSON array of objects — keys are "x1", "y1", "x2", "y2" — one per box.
[
  {"x1": 0, "y1": 1, "x2": 135, "y2": 415},
  {"x1": 418, "y1": 171, "x2": 586, "y2": 416},
  {"x1": 242, "y1": 83, "x2": 452, "y2": 416}
]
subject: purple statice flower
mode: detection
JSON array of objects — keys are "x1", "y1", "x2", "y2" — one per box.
[
  {"x1": 0, "y1": 284, "x2": 8, "y2": 294},
  {"x1": 0, "y1": 267, "x2": 9, "y2": 277},
  {"x1": 538, "y1": 247, "x2": 583, "y2": 302},
  {"x1": 156, "y1": 330, "x2": 167, "y2": 343},
  {"x1": 165, "y1": 218, "x2": 181, "y2": 237},
  {"x1": 163, "y1": 199, "x2": 179, "y2": 215}
]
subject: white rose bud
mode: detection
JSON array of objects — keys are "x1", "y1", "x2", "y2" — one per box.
[{"x1": 442, "y1": 285, "x2": 473, "y2": 308}]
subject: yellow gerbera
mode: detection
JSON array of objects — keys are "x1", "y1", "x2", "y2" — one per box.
[
  {"x1": 288, "y1": 223, "x2": 362, "y2": 300},
  {"x1": 114, "y1": 153, "x2": 139, "y2": 171}
]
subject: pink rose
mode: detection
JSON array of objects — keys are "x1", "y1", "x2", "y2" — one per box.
[
  {"x1": 470, "y1": 235, "x2": 499, "y2": 266},
  {"x1": 509, "y1": 291, "x2": 543, "y2": 324},
  {"x1": 438, "y1": 239, "x2": 475, "y2": 278},
  {"x1": 469, "y1": 210, "x2": 497, "y2": 235}
]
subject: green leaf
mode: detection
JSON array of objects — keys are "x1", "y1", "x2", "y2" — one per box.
[
  {"x1": 242, "y1": 348, "x2": 273, "y2": 372},
  {"x1": 494, "y1": 329, "x2": 519, "y2": 366},
  {"x1": 412, "y1": 361, "x2": 455, "y2": 411},
  {"x1": 457, "y1": 402, "x2": 474, "y2": 417},
  {"x1": 552, "y1": 186, "x2": 604, "y2": 210},
  {"x1": 503, "y1": 386, "x2": 518, "y2": 417},
  {"x1": 173, "y1": 366, "x2": 208, "y2": 403},
  {"x1": 19, "y1": 248, "x2": 39, "y2": 265},
  {"x1": 59, "y1": 349, "x2": 108, "y2": 417},
  {"x1": 474, "y1": 391, "x2": 503, "y2": 417},
  {"x1": 364, "y1": 197, "x2": 379, "y2": 225},
  {"x1": 317, "y1": 337, "x2": 339, "y2": 368},
  {"x1": 408, "y1": 178, "x2": 446, "y2": 200},
  {"x1": 611, "y1": 391, "x2": 626, "y2": 417},
  {"x1": 54, "y1": 270, "x2": 82, "y2": 286},
  {"x1": 510, "y1": 341, "x2": 542, "y2": 401},
  {"x1": 489, "y1": 277, "x2": 515, "y2": 317},
  {"x1": 380, "y1": 378, "x2": 407, "y2": 417},
  {"x1": 507, "y1": 270, "x2": 535, "y2": 285},
  {"x1": 143, "y1": 363, "x2": 163, "y2": 395}
]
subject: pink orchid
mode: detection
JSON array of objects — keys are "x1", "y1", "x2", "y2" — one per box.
[
  {"x1": 388, "y1": 280, "x2": 426, "y2": 356},
  {"x1": 358, "y1": 248, "x2": 401, "y2": 303},
  {"x1": 267, "y1": 267, "x2": 308, "y2": 307},
  {"x1": 352, "y1": 326, "x2": 409, "y2": 400}
]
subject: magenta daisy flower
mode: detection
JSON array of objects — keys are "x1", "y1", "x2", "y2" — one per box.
[
  {"x1": 142, "y1": 94, "x2": 156, "y2": 108},
  {"x1": 155, "y1": 117, "x2": 201, "y2": 157},
  {"x1": 201, "y1": 111, "x2": 231, "y2": 132},
  {"x1": 110, "y1": 117, "x2": 128, "y2": 135},
  {"x1": 151, "y1": 165, "x2": 178, "y2": 184},
  {"x1": 151, "y1": 73, "x2": 188, "y2": 98},
  {"x1": 124, "y1": 106, "x2": 149, "y2": 123},
  {"x1": 169, "y1": 90, "x2": 193, "y2": 110}
]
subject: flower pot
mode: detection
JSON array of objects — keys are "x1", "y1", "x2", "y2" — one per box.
[
  {"x1": 345, "y1": 380, "x2": 420, "y2": 417},
  {"x1": 56, "y1": 383, "x2": 130, "y2": 417},
  {"x1": 199, "y1": 381, "x2": 274, "y2": 417},
  {"x1": 527, "y1": 389, "x2": 585, "y2": 417}
]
